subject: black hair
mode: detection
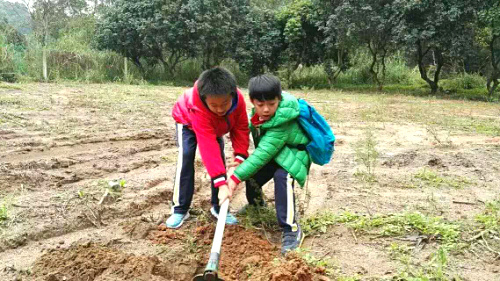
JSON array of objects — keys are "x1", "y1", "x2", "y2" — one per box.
[
  {"x1": 197, "y1": 67, "x2": 237, "y2": 100},
  {"x1": 248, "y1": 74, "x2": 282, "y2": 101}
]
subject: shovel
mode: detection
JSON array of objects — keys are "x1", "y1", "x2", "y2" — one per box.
[{"x1": 192, "y1": 199, "x2": 230, "y2": 281}]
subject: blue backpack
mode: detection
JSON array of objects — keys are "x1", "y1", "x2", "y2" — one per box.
[{"x1": 296, "y1": 99, "x2": 335, "y2": 165}]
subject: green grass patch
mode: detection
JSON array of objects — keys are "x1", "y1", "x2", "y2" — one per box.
[
  {"x1": 239, "y1": 204, "x2": 280, "y2": 231},
  {"x1": 0, "y1": 204, "x2": 8, "y2": 222},
  {"x1": 0, "y1": 83, "x2": 22, "y2": 90},
  {"x1": 475, "y1": 199, "x2": 500, "y2": 232},
  {"x1": 0, "y1": 96, "x2": 23, "y2": 106},
  {"x1": 406, "y1": 168, "x2": 473, "y2": 189},
  {"x1": 302, "y1": 211, "x2": 462, "y2": 247},
  {"x1": 392, "y1": 246, "x2": 459, "y2": 281}
]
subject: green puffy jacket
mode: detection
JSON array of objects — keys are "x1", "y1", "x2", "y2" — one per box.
[{"x1": 233, "y1": 92, "x2": 311, "y2": 186}]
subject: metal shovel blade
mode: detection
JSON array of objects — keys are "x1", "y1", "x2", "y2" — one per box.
[{"x1": 192, "y1": 271, "x2": 223, "y2": 281}]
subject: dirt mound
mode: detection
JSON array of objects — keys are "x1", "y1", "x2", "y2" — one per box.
[
  {"x1": 217, "y1": 226, "x2": 279, "y2": 280},
  {"x1": 258, "y1": 253, "x2": 330, "y2": 281},
  {"x1": 31, "y1": 243, "x2": 197, "y2": 281},
  {"x1": 151, "y1": 224, "x2": 329, "y2": 281}
]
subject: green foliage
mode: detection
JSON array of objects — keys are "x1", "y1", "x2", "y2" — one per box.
[
  {"x1": 440, "y1": 73, "x2": 486, "y2": 91},
  {"x1": 353, "y1": 129, "x2": 379, "y2": 182},
  {"x1": 393, "y1": 246, "x2": 456, "y2": 281},
  {"x1": 302, "y1": 210, "x2": 462, "y2": 248},
  {"x1": 0, "y1": 0, "x2": 31, "y2": 34},
  {"x1": 475, "y1": 199, "x2": 500, "y2": 232},
  {"x1": 392, "y1": 0, "x2": 483, "y2": 94},
  {"x1": 233, "y1": 6, "x2": 284, "y2": 76},
  {"x1": 0, "y1": 203, "x2": 8, "y2": 222},
  {"x1": 407, "y1": 168, "x2": 472, "y2": 189},
  {"x1": 240, "y1": 204, "x2": 280, "y2": 231},
  {"x1": 329, "y1": 0, "x2": 397, "y2": 89}
]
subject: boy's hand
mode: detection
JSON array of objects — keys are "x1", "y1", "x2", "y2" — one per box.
[
  {"x1": 227, "y1": 158, "x2": 241, "y2": 168},
  {"x1": 228, "y1": 179, "x2": 239, "y2": 193},
  {"x1": 218, "y1": 184, "x2": 232, "y2": 205}
]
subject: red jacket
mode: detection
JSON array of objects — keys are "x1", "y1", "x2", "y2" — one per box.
[{"x1": 172, "y1": 82, "x2": 250, "y2": 187}]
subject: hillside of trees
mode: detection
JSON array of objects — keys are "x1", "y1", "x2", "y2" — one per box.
[
  {"x1": 0, "y1": 0, "x2": 499, "y2": 101},
  {"x1": 0, "y1": 0, "x2": 31, "y2": 34}
]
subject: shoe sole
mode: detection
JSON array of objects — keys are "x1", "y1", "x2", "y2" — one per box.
[
  {"x1": 210, "y1": 207, "x2": 238, "y2": 225},
  {"x1": 166, "y1": 212, "x2": 190, "y2": 229}
]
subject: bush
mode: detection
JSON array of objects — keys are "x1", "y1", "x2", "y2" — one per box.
[
  {"x1": 283, "y1": 65, "x2": 329, "y2": 89},
  {"x1": 441, "y1": 73, "x2": 486, "y2": 91}
]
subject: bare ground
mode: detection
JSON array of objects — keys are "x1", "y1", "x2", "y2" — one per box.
[{"x1": 1, "y1": 83, "x2": 499, "y2": 280}]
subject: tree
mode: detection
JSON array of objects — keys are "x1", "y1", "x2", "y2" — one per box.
[
  {"x1": 27, "y1": 0, "x2": 88, "y2": 80},
  {"x1": 329, "y1": 0, "x2": 396, "y2": 89},
  {"x1": 276, "y1": 0, "x2": 324, "y2": 85},
  {"x1": 315, "y1": 0, "x2": 347, "y2": 85},
  {"x1": 0, "y1": 18, "x2": 26, "y2": 47},
  {"x1": 392, "y1": 0, "x2": 481, "y2": 94},
  {"x1": 183, "y1": 0, "x2": 250, "y2": 70},
  {"x1": 94, "y1": 0, "x2": 148, "y2": 74},
  {"x1": 233, "y1": 7, "x2": 284, "y2": 76},
  {"x1": 478, "y1": 1, "x2": 500, "y2": 98},
  {"x1": 0, "y1": 0, "x2": 32, "y2": 34}
]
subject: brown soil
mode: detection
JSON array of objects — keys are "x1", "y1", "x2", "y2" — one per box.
[
  {"x1": 31, "y1": 243, "x2": 197, "y2": 281},
  {"x1": 150, "y1": 224, "x2": 329, "y2": 281},
  {"x1": 2, "y1": 83, "x2": 500, "y2": 281}
]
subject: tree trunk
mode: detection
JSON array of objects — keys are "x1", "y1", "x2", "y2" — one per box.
[
  {"x1": 42, "y1": 48, "x2": 48, "y2": 81},
  {"x1": 487, "y1": 35, "x2": 499, "y2": 99},
  {"x1": 416, "y1": 40, "x2": 439, "y2": 95},
  {"x1": 132, "y1": 57, "x2": 145, "y2": 78},
  {"x1": 367, "y1": 42, "x2": 382, "y2": 90},
  {"x1": 123, "y1": 57, "x2": 128, "y2": 82},
  {"x1": 487, "y1": 78, "x2": 499, "y2": 98},
  {"x1": 433, "y1": 48, "x2": 444, "y2": 92}
]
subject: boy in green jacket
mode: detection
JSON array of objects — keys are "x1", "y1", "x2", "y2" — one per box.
[{"x1": 227, "y1": 74, "x2": 311, "y2": 254}]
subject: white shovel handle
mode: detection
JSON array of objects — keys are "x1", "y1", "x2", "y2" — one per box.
[{"x1": 211, "y1": 199, "x2": 229, "y2": 254}]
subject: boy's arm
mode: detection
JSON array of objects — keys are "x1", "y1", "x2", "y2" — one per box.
[
  {"x1": 230, "y1": 96, "x2": 250, "y2": 164},
  {"x1": 231, "y1": 126, "x2": 288, "y2": 184},
  {"x1": 191, "y1": 113, "x2": 228, "y2": 187}
]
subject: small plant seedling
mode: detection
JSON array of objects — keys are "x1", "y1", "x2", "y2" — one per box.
[{"x1": 353, "y1": 129, "x2": 379, "y2": 183}]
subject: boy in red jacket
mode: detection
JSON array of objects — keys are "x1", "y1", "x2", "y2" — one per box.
[{"x1": 167, "y1": 67, "x2": 249, "y2": 228}]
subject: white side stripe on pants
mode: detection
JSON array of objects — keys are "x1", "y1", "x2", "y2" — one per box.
[
  {"x1": 286, "y1": 174, "x2": 298, "y2": 232},
  {"x1": 173, "y1": 123, "x2": 184, "y2": 208}
]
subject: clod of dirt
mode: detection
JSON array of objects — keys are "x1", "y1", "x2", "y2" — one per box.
[
  {"x1": 31, "y1": 243, "x2": 197, "y2": 281},
  {"x1": 253, "y1": 253, "x2": 330, "y2": 281},
  {"x1": 122, "y1": 221, "x2": 156, "y2": 239},
  {"x1": 428, "y1": 156, "x2": 445, "y2": 167},
  {"x1": 150, "y1": 225, "x2": 186, "y2": 243},
  {"x1": 382, "y1": 151, "x2": 417, "y2": 168}
]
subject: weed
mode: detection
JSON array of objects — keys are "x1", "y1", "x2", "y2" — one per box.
[
  {"x1": 426, "y1": 123, "x2": 452, "y2": 146},
  {"x1": 408, "y1": 168, "x2": 472, "y2": 189},
  {"x1": 353, "y1": 129, "x2": 379, "y2": 183},
  {"x1": 475, "y1": 199, "x2": 500, "y2": 232},
  {"x1": 0, "y1": 203, "x2": 8, "y2": 222},
  {"x1": 392, "y1": 246, "x2": 460, "y2": 281},
  {"x1": 240, "y1": 204, "x2": 280, "y2": 232},
  {"x1": 388, "y1": 242, "x2": 412, "y2": 264},
  {"x1": 302, "y1": 210, "x2": 462, "y2": 248},
  {"x1": 295, "y1": 248, "x2": 336, "y2": 276}
]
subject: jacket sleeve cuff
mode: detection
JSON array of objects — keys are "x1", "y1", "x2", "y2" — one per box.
[
  {"x1": 234, "y1": 154, "x2": 246, "y2": 164},
  {"x1": 230, "y1": 174, "x2": 241, "y2": 185},
  {"x1": 213, "y1": 175, "x2": 227, "y2": 188}
]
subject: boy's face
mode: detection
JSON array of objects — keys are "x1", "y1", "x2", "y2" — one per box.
[
  {"x1": 205, "y1": 94, "x2": 233, "y2": 116},
  {"x1": 251, "y1": 97, "x2": 280, "y2": 121}
]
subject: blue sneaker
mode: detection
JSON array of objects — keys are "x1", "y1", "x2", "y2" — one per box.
[
  {"x1": 281, "y1": 226, "x2": 302, "y2": 255},
  {"x1": 210, "y1": 207, "x2": 238, "y2": 225},
  {"x1": 165, "y1": 212, "x2": 190, "y2": 229}
]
